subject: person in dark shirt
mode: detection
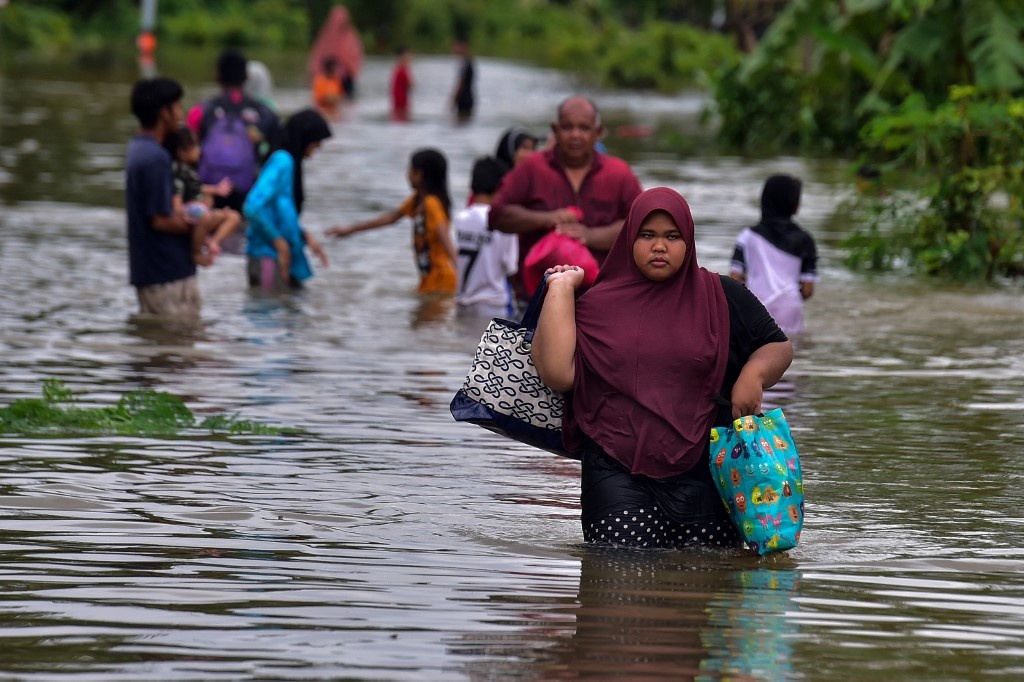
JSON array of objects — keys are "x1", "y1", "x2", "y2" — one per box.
[
  {"x1": 450, "y1": 38, "x2": 475, "y2": 123},
  {"x1": 125, "y1": 77, "x2": 202, "y2": 319}
]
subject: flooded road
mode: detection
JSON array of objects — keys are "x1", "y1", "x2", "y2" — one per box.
[{"x1": 2, "y1": 49, "x2": 1024, "y2": 679}]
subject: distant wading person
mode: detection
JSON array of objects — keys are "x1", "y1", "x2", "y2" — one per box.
[
  {"x1": 308, "y1": 5, "x2": 363, "y2": 98},
  {"x1": 454, "y1": 156, "x2": 518, "y2": 318},
  {"x1": 243, "y1": 109, "x2": 332, "y2": 291},
  {"x1": 327, "y1": 149, "x2": 458, "y2": 296},
  {"x1": 729, "y1": 174, "x2": 819, "y2": 335},
  {"x1": 450, "y1": 38, "x2": 475, "y2": 123},
  {"x1": 390, "y1": 46, "x2": 413, "y2": 121}
]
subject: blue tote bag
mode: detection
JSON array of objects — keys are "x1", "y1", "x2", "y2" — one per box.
[{"x1": 709, "y1": 408, "x2": 804, "y2": 555}]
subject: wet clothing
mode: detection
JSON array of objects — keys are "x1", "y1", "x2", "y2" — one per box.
[
  {"x1": 277, "y1": 108, "x2": 332, "y2": 214},
  {"x1": 307, "y1": 6, "x2": 363, "y2": 87},
  {"x1": 391, "y1": 63, "x2": 411, "y2": 117},
  {"x1": 581, "y1": 445, "x2": 739, "y2": 548},
  {"x1": 247, "y1": 256, "x2": 299, "y2": 291},
  {"x1": 172, "y1": 161, "x2": 203, "y2": 203},
  {"x1": 243, "y1": 150, "x2": 313, "y2": 285},
  {"x1": 312, "y1": 72, "x2": 343, "y2": 108},
  {"x1": 731, "y1": 225, "x2": 818, "y2": 335},
  {"x1": 556, "y1": 187, "x2": 787, "y2": 549},
  {"x1": 399, "y1": 193, "x2": 457, "y2": 295},
  {"x1": 488, "y1": 147, "x2": 642, "y2": 295},
  {"x1": 125, "y1": 134, "x2": 195, "y2": 291},
  {"x1": 453, "y1": 56, "x2": 474, "y2": 118},
  {"x1": 454, "y1": 203, "x2": 518, "y2": 316},
  {"x1": 579, "y1": 275, "x2": 786, "y2": 549},
  {"x1": 136, "y1": 275, "x2": 201, "y2": 319},
  {"x1": 730, "y1": 174, "x2": 818, "y2": 335}
]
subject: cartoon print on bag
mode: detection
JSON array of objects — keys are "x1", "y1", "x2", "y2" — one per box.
[
  {"x1": 788, "y1": 504, "x2": 801, "y2": 523},
  {"x1": 730, "y1": 468, "x2": 741, "y2": 486},
  {"x1": 773, "y1": 434, "x2": 789, "y2": 451},
  {"x1": 759, "y1": 437, "x2": 774, "y2": 456},
  {"x1": 750, "y1": 486, "x2": 764, "y2": 505},
  {"x1": 730, "y1": 442, "x2": 745, "y2": 459},
  {"x1": 715, "y1": 448, "x2": 727, "y2": 467},
  {"x1": 782, "y1": 481, "x2": 793, "y2": 497},
  {"x1": 735, "y1": 492, "x2": 747, "y2": 513},
  {"x1": 762, "y1": 486, "x2": 779, "y2": 504}
]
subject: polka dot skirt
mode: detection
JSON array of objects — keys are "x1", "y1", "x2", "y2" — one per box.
[{"x1": 583, "y1": 506, "x2": 739, "y2": 549}]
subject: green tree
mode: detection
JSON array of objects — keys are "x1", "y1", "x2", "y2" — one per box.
[{"x1": 712, "y1": 0, "x2": 1024, "y2": 279}]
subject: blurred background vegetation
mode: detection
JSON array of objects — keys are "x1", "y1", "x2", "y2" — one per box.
[{"x1": 0, "y1": 0, "x2": 745, "y2": 93}]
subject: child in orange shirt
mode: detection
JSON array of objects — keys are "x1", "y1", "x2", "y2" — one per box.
[
  {"x1": 326, "y1": 148, "x2": 457, "y2": 295},
  {"x1": 312, "y1": 56, "x2": 343, "y2": 113}
]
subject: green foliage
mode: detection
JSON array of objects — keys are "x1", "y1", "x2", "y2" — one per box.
[
  {"x1": 0, "y1": 379, "x2": 295, "y2": 437},
  {"x1": 0, "y1": 0, "x2": 736, "y2": 93},
  {"x1": 161, "y1": 0, "x2": 309, "y2": 48},
  {"x1": 0, "y1": 3, "x2": 75, "y2": 53},
  {"x1": 597, "y1": 21, "x2": 738, "y2": 91},
  {"x1": 713, "y1": 0, "x2": 1024, "y2": 153},
  {"x1": 845, "y1": 88, "x2": 1024, "y2": 280}
]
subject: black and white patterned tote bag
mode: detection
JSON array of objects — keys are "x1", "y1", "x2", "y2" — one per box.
[{"x1": 450, "y1": 282, "x2": 571, "y2": 457}]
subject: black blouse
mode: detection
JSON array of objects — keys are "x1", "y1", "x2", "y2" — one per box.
[{"x1": 714, "y1": 275, "x2": 789, "y2": 426}]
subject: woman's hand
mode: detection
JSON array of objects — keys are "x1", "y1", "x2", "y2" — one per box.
[
  {"x1": 544, "y1": 264, "x2": 585, "y2": 290},
  {"x1": 729, "y1": 372, "x2": 764, "y2": 420},
  {"x1": 273, "y1": 237, "x2": 291, "y2": 281},
  {"x1": 730, "y1": 340, "x2": 793, "y2": 419},
  {"x1": 305, "y1": 233, "x2": 329, "y2": 267}
]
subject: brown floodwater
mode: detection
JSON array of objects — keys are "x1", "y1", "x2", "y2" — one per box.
[{"x1": 1, "y1": 47, "x2": 1023, "y2": 680}]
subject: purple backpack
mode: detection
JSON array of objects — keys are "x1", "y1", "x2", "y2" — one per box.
[{"x1": 198, "y1": 101, "x2": 258, "y2": 193}]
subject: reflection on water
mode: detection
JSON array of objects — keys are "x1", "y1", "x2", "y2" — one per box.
[{"x1": 1, "y1": 50, "x2": 1024, "y2": 679}]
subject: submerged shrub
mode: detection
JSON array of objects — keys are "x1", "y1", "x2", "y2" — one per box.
[{"x1": 0, "y1": 379, "x2": 296, "y2": 437}]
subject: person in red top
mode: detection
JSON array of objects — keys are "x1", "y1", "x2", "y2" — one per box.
[
  {"x1": 488, "y1": 95, "x2": 642, "y2": 300},
  {"x1": 390, "y1": 46, "x2": 413, "y2": 121}
]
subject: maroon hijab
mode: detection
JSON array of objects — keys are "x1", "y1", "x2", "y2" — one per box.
[{"x1": 566, "y1": 187, "x2": 730, "y2": 478}]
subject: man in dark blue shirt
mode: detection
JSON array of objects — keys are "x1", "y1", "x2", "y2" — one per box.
[{"x1": 125, "y1": 77, "x2": 200, "y2": 318}]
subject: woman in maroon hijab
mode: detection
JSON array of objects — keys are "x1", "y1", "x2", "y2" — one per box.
[{"x1": 532, "y1": 187, "x2": 793, "y2": 549}]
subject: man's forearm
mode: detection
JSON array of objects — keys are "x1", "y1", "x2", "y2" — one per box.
[{"x1": 491, "y1": 205, "x2": 554, "y2": 234}]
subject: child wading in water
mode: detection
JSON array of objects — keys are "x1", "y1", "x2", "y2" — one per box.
[
  {"x1": 164, "y1": 125, "x2": 242, "y2": 265},
  {"x1": 327, "y1": 148, "x2": 457, "y2": 295},
  {"x1": 243, "y1": 108, "x2": 332, "y2": 291}
]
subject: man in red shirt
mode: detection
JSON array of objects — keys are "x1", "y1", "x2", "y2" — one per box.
[{"x1": 488, "y1": 95, "x2": 642, "y2": 298}]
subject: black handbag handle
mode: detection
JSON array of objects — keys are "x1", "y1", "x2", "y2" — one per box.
[{"x1": 521, "y1": 277, "x2": 550, "y2": 343}]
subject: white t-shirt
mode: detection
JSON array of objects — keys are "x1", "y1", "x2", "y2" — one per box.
[
  {"x1": 730, "y1": 227, "x2": 818, "y2": 335},
  {"x1": 454, "y1": 203, "x2": 518, "y2": 314}
]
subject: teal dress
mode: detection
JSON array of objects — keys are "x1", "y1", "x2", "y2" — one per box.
[{"x1": 243, "y1": 150, "x2": 313, "y2": 284}]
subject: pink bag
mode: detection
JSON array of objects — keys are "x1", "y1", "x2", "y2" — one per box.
[{"x1": 522, "y1": 231, "x2": 599, "y2": 297}]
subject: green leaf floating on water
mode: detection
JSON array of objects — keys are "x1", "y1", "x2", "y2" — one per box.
[{"x1": 0, "y1": 379, "x2": 297, "y2": 436}]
